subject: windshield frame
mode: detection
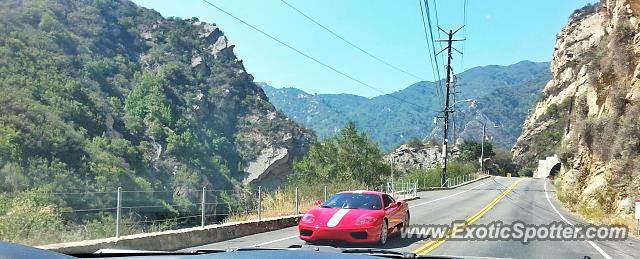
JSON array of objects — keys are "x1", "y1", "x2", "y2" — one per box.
[{"x1": 321, "y1": 193, "x2": 383, "y2": 210}]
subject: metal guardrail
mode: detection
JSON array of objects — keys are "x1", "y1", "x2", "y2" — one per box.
[{"x1": 443, "y1": 172, "x2": 487, "y2": 188}]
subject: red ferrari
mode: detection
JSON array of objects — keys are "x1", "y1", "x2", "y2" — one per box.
[{"x1": 298, "y1": 190, "x2": 410, "y2": 245}]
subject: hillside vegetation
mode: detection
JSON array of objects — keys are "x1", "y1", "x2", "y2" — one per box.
[
  {"x1": 513, "y1": 1, "x2": 640, "y2": 229},
  {"x1": 0, "y1": 0, "x2": 313, "y2": 243},
  {"x1": 262, "y1": 61, "x2": 551, "y2": 150}
]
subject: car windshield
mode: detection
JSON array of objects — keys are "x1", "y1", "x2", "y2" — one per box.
[
  {"x1": 2, "y1": 1, "x2": 639, "y2": 259},
  {"x1": 321, "y1": 193, "x2": 382, "y2": 210}
]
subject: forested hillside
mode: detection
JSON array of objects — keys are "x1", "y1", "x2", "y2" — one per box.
[
  {"x1": 0, "y1": 0, "x2": 312, "y2": 211},
  {"x1": 262, "y1": 61, "x2": 550, "y2": 150}
]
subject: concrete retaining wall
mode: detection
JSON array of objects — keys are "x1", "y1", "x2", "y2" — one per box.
[{"x1": 39, "y1": 215, "x2": 302, "y2": 254}]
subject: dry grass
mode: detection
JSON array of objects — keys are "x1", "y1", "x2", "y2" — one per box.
[{"x1": 224, "y1": 183, "x2": 364, "y2": 223}]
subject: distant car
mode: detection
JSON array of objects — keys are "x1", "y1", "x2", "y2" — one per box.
[{"x1": 298, "y1": 191, "x2": 410, "y2": 245}]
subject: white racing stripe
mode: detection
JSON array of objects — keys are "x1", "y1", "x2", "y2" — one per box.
[
  {"x1": 326, "y1": 208, "x2": 350, "y2": 227},
  {"x1": 409, "y1": 178, "x2": 493, "y2": 208},
  {"x1": 544, "y1": 180, "x2": 612, "y2": 259}
]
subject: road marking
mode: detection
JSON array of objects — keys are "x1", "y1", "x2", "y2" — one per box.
[
  {"x1": 409, "y1": 178, "x2": 493, "y2": 209},
  {"x1": 252, "y1": 234, "x2": 299, "y2": 247},
  {"x1": 412, "y1": 178, "x2": 524, "y2": 255},
  {"x1": 543, "y1": 181, "x2": 612, "y2": 259}
]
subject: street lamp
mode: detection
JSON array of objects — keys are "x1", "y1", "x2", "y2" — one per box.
[
  {"x1": 433, "y1": 98, "x2": 475, "y2": 125},
  {"x1": 452, "y1": 98, "x2": 475, "y2": 107},
  {"x1": 476, "y1": 121, "x2": 501, "y2": 174}
]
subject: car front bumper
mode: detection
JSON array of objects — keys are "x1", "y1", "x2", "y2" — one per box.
[{"x1": 298, "y1": 223, "x2": 382, "y2": 243}]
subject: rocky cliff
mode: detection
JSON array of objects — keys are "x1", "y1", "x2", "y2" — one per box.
[
  {"x1": 0, "y1": 0, "x2": 314, "y2": 195},
  {"x1": 383, "y1": 144, "x2": 443, "y2": 172},
  {"x1": 513, "y1": 0, "x2": 640, "y2": 224}
]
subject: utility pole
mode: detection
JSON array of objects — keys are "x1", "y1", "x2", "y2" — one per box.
[
  {"x1": 436, "y1": 26, "x2": 465, "y2": 187},
  {"x1": 480, "y1": 123, "x2": 485, "y2": 174}
]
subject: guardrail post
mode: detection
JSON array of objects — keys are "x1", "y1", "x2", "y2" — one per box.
[
  {"x1": 201, "y1": 186, "x2": 206, "y2": 227},
  {"x1": 295, "y1": 187, "x2": 299, "y2": 214},
  {"x1": 116, "y1": 186, "x2": 121, "y2": 238},
  {"x1": 258, "y1": 186, "x2": 262, "y2": 221},
  {"x1": 324, "y1": 185, "x2": 327, "y2": 201}
]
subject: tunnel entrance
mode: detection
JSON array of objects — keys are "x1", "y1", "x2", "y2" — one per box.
[{"x1": 548, "y1": 163, "x2": 561, "y2": 179}]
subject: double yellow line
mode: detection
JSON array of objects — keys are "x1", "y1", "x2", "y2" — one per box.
[{"x1": 412, "y1": 178, "x2": 525, "y2": 255}]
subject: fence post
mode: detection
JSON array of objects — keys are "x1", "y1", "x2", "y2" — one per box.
[
  {"x1": 324, "y1": 186, "x2": 327, "y2": 201},
  {"x1": 295, "y1": 187, "x2": 299, "y2": 214},
  {"x1": 258, "y1": 186, "x2": 262, "y2": 221},
  {"x1": 201, "y1": 186, "x2": 206, "y2": 227},
  {"x1": 116, "y1": 186, "x2": 122, "y2": 238}
]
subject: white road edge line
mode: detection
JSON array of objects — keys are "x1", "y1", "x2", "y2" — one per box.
[
  {"x1": 252, "y1": 234, "x2": 299, "y2": 247},
  {"x1": 409, "y1": 178, "x2": 493, "y2": 208},
  {"x1": 252, "y1": 178, "x2": 493, "y2": 248},
  {"x1": 544, "y1": 180, "x2": 612, "y2": 259}
]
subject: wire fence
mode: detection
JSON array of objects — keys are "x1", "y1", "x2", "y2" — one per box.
[
  {"x1": 0, "y1": 173, "x2": 494, "y2": 245},
  {"x1": 1, "y1": 182, "x2": 422, "y2": 245}
]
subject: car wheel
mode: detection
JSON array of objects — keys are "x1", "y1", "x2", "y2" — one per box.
[
  {"x1": 400, "y1": 213, "x2": 410, "y2": 232},
  {"x1": 378, "y1": 219, "x2": 388, "y2": 246}
]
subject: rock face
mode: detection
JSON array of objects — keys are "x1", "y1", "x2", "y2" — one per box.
[
  {"x1": 0, "y1": 0, "x2": 314, "y2": 195},
  {"x1": 383, "y1": 144, "x2": 444, "y2": 172},
  {"x1": 513, "y1": 0, "x2": 640, "y2": 220}
]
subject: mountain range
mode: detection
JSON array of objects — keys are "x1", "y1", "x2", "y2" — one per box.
[{"x1": 261, "y1": 61, "x2": 552, "y2": 150}]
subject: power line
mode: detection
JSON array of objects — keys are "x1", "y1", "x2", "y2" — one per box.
[
  {"x1": 420, "y1": 0, "x2": 445, "y2": 104},
  {"x1": 279, "y1": 0, "x2": 423, "y2": 81},
  {"x1": 430, "y1": 0, "x2": 446, "y2": 71},
  {"x1": 198, "y1": 0, "x2": 426, "y2": 109},
  {"x1": 422, "y1": 0, "x2": 444, "y2": 86},
  {"x1": 418, "y1": 0, "x2": 443, "y2": 106}
]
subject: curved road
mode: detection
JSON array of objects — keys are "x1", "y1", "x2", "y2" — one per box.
[{"x1": 189, "y1": 177, "x2": 638, "y2": 258}]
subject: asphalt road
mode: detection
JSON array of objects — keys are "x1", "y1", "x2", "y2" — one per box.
[{"x1": 188, "y1": 177, "x2": 639, "y2": 259}]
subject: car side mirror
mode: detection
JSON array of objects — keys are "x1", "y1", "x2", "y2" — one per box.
[
  {"x1": 385, "y1": 202, "x2": 398, "y2": 210},
  {"x1": 314, "y1": 199, "x2": 322, "y2": 206},
  {"x1": 396, "y1": 201, "x2": 402, "y2": 207}
]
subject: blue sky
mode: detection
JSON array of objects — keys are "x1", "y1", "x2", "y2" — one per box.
[{"x1": 132, "y1": 0, "x2": 596, "y2": 98}]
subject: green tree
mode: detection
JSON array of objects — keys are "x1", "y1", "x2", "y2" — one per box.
[
  {"x1": 290, "y1": 122, "x2": 390, "y2": 186},
  {"x1": 457, "y1": 140, "x2": 495, "y2": 162}
]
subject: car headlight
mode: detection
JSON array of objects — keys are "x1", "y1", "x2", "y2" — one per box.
[
  {"x1": 356, "y1": 215, "x2": 377, "y2": 225},
  {"x1": 301, "y1": 214, "x2": 315, "y2": 223}
]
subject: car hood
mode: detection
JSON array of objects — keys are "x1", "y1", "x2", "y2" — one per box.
[{"x1": 305, "y1": 208, "x2": 383, "y2": 228}]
